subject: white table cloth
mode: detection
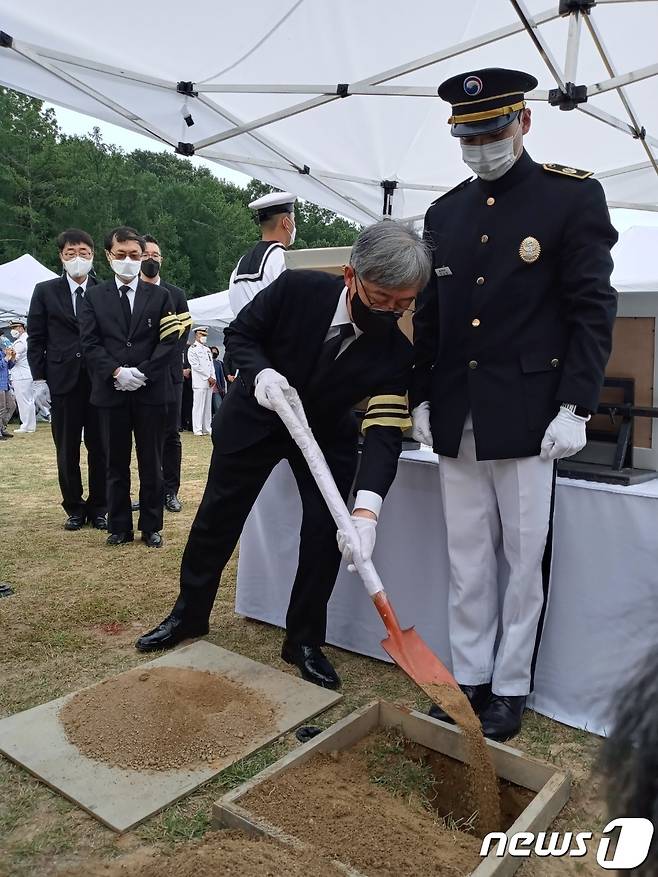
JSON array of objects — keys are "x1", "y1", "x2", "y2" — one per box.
[{"x1": 235, "y1": 451, "x2": 658, "y2": 736}]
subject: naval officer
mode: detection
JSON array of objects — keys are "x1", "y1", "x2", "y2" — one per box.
[
  {"x1": 188, "y1": 326, "x2": 215, "y2": 436},
  {"x1": 412, "y1": 68, "x2": 617, "y2": 740}
]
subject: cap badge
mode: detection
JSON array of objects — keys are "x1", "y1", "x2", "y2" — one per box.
[
  {"x1": 463, "y1": 76, "x2": 483, "y2": 96},
  {"x1": 519, "y1": 236, "x2": 541, "y2": 264}
]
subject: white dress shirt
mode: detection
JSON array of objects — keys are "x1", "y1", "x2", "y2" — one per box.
[
  {"x1": 324, "y1": 287, "x2": 362, "y2": 355},
  {"x1": 114, "y1": 275, "x2": 138, "y2": 310},
  {"x1": 66, "y1": 274, "x2": 89, "y2": 315}
]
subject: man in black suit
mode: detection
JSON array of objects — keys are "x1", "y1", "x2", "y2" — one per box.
[
  {"x1": 27, "y1": 229, "x2": 107, "y2": 531},
  {"x1": 136, "y1": 221, "x2": 431, "y2": 690},
  {"x1": 79, "y1": 227, "x2": 178, "y2": 548},
  {"x1": 140, "y1": 234, "x2": 191, "y2": 512}
]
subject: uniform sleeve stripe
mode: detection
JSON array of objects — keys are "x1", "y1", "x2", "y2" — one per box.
[
  {"x1": 364, "y1": 403, "x2": 408, "y2": 413},
  {"x1": 361, "y1": 415, "x2": 412, "y2": 433},
  {"x1": 159, "y1": 325, "x2": 180, "y2": 341},
  {"x1": 177, "y1": 311, "x2": 191, "y2": 320},
  {"x1": 160, "y1": 315, "x2": 180, "y2": 326},
  {"x1": 367, "y1": 394, "x2": 408, "y2": 408}
]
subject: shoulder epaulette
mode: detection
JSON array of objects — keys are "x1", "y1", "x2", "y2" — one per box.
[
  {"x1": 542, "y1": 163, "x2": 593, "y2": 180},
  {"x1": 430, "y1": 176, "x2": 474, "y2": 205}
]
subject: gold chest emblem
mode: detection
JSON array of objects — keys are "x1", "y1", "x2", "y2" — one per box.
[{"x1": 519, "y1": 236, "x2": 541, "y2": 264}]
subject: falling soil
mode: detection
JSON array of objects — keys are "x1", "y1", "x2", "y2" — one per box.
[
  {"x1": 421, "y1": 681, "x2": 501, "y2": 836},
  {"x1": 59, "y1": 667, "x2": 278, "y2": 772},
  {"x1": 244, "y1": 733, "x2": 486, "y2": 877},
  {"x1": 57, "y1": 830, "x2": 343, "y2": 877}
]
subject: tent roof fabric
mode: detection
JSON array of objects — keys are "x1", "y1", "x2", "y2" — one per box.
[
  {"x1": 1, "y1": 1, "x2": 658, "y2": 223},
  {"x1": 188, "y1": 289, "x2": 233, "y2": 330},
  {"x1": 0, "y1": 254, "x2": 57, "y2": 316},
  {"x1": 611, "y1": 226, "x2": 658, "y2": 293}
]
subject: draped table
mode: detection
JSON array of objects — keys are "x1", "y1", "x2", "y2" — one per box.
[{"x1": 235, "y1": 450, "x2": 658, "y2": 736}]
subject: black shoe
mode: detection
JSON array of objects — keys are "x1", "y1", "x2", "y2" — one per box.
[
  {"x1": 141, "y1": 531, "x2": 163, "y2": 548},
  {"x1": 165, "y1": 494, "x2": 182, "y2": 512},
  {"x1": 480, "y1": 694, "x2": 526, "y2": 742},
  {"x1": 106, "y1": 531, "x2": 134, "y2": 546},
  {"x1": 64, "y1": 514, "x2": 86, "y2": 531},
  {"x1": 131, "y1": 499, "x2": 140, "y2": 512},
  {"x1": 1, "y1": 430, "x2": 13, "y2": 438},
  {"x1": 281, "y1": 641, "x2": 341, "y2": 690},
  {"x1": 428, "y1": 683, "x2": 491, "y2": 724},
  {"x1": 135, "y1": 614, "x2": 209, "y2": 652},
  {"x1": 89, "y1": 514, "x2": 108, "y2": 530}
]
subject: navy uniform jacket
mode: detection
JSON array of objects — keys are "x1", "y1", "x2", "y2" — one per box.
[
  {"x1": 412, "y1": 150, "x2": 618, "y2": 460},
  {"x1": 220, "y1": 269, "x2": 414, "y2": 499},
  {"x1": 27, "y1": 274, "x2": 98, "y2": 395},
  {"x1": 78, "y1": 279, "x2": 178, "y2": 407},
  {"x1": 160, "y1": 279, "x2": 191, "y2": 397}
]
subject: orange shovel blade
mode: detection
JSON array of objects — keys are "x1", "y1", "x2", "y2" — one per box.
[{"x1": 374, "y1": 592, "x2": 459, "y2": 690}]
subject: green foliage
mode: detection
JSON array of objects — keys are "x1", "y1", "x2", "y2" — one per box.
[{"x1": 0, "y1": 88, "x2": 359, "y2": 297}]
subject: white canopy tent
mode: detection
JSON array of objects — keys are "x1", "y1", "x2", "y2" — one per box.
[
  {"x1": 1, "y1": 1, "x2": 658, "y2": 224},
  {"x1": 611, "y1": 225, "x2": 658, "y2": 292},
  {"x1": 188, "y1": 289, "x2": 234, "y2": 330},
  {"x1": 0, "y1": 254, "x2": 57, "y2": 321}
]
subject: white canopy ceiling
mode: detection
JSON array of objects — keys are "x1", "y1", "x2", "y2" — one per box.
[
  {"x1": 1, "y1": 1, "x2": 658, "y2": 223},
  {"x1": 611, "y1": 225, "x2": 658, "y2": 292}
]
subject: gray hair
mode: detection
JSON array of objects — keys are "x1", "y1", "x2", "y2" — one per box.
[{"x1": 351, "y1": 220, "x2": 431, "y2": 290}]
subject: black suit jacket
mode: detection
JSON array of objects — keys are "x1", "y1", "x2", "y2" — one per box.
[
  {"x1": 220, "y1": 270, "x2": 414, "y2": 499},
  {"x1": 160, "y1": 280, "x2": 190, "y2": 391},
  {"x1": 412, "y1": 150, "x2": 618, "y2": 460},
  {"x1": 78, "y1": 278, "x2": 177, "y2": 407},
  {"x1": 27, "y1": 274, "x2": 98, "y2": 395}
]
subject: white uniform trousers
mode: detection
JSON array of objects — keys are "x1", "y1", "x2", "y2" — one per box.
[
  {"x1": 192, "y1": 385, "x2": 212, "y2": 436},
  {"x1": 12, "y1": 379, "x2": 36, "y2": 432},
  {"x1": 439, "y1": 419, "x2": 554, "y2": 696}
]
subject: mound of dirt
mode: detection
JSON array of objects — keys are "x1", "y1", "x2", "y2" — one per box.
[{"x1": 59, "y1": 667, "x2": 278, "y2": 772}]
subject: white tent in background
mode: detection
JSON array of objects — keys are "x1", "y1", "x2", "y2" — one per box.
[
  {"x1": 611, "y1": 226, "x2": 658, "y2": 293},
  {"x1": 1, "y1": 1, "x2": 658, "y2": 224},
  {"x1": 188, "y1": 289, "x2": 234, "y2": 331},
  {"x1": 0, "y1": 254, "x2": 57, "y2": 319}
]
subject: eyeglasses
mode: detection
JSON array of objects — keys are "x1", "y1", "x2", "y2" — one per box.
[
  {"x1": 110, "y1": 249, "x2": 143, "y2": 260},
  {"x1": 353, "y1": 270, "x2": 415, "y2": 317},
  {"x1": 142, "y1": 252, "x2": 162, "y2": 261},
  {"x1": 62, "y1": 248, "x2": 93, "y2": 258}
]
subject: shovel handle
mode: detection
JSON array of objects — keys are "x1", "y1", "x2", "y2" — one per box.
[{"x1": 271, "y1": 388, "x2": 385, "y2": 598}]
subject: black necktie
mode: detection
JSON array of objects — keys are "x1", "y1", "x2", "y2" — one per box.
[
  {"x1": 119, "y1": 285, "x2": 132, "y2": 333},
  {"x1": 74, "y1": 286, "x2": 84, "y2": 316},
  {"x1": 316, "y1": 323, "x2": 355, "y2": 376}
]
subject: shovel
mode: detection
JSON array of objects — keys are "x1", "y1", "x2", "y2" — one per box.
[{"x1": 270, "y1": 387, "x2": 459, "y2": 694}]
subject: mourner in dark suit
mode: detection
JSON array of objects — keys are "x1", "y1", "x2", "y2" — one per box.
[
  {"x1": 78, "y1": 227, "x2": 178, "y2": 548},
  {"x1": 140, "y1": 234, "x2": 191, "y2": 512},
  {"x1": 411, "y1": 68, "x2": 618, "y2": 740},
  {"x1": 136, "y1": 221, "x2": 432, "y2": 690},
  {"x1": 27, "y1": 229, "x2": 107, "y2": 531}
]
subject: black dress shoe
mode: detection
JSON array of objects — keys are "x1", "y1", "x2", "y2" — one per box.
[
  {"x1": 480, "y1": 694, "x2": 526, "y2": 742},
  {"x1": 89, "y1": 514, "x2": 108, "y2": 530},
  {"x1": 281, "y1": 641, "x2": 341, "y2": 690},
  {"x1": 141, "y1": 531, "x2": 163, "y2": 548},
  {"x1": 428, "y1": 683, "x2": 491, "y2": 724},
  {"x1": 135, "y1": 614, "x2": 209, "y2": 652},
  {"x1": 106, "y1": 531, "x2": 134, "y2": 546},
  {"x1": 64, "y1": 514, "x2": 86, "y2": 531},
  {"x1": 1, "y1": 431, "x2": 13, "y2": 438},
  {"x1": 131, "y1": 499, "x2": 140, "y2": 512},
  {"x1": 165, "y1": 494, "x2": 182, "y2": 512}
]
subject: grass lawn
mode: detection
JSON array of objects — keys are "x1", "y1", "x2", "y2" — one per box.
[{"x1": 0, "y1": 425, "x2": 608, "y2": 875}]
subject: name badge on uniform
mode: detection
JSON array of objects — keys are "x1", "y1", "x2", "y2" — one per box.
[
  {"x1": 147, "y1": 318, "x2": 152, "y2": 328},
  {"x1": 435, "y1": 266, "x2": 453, "y2": 277}
]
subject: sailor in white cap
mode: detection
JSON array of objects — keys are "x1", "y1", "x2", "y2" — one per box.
[
  {"x1": 227, "y1": 191, "x2": 297, "y2": 319},
  {"x1": 187, "y1": 326, "x2": 215, "y2": 436}
]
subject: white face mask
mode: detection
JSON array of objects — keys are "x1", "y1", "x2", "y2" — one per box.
[
  {"x1": 197, "y1": 335, "x2": 208, "y2": 345},
  {"x1": 286, "y1": 217, "x2": 296, "y2": 247},
  {"x1": 10, "y1": 329, "x2": 20, "y2": 339},
  {"x1": 460, "y1": 124, "x2": 522, "y2": 181},
  {"x1": 110, "y1": 258, "x2": 142, "y2": 280},
  {"x1": 63, "y1": 256, "x2": 93, "y2": 278}
]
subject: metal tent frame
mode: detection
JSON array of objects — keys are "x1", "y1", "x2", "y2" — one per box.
[{"x1": 2, "y1": 0, "x2": 657, "y2": 221}]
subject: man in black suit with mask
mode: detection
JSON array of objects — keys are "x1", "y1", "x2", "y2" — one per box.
[
  {"x1": 79, "y1": 226, "x2": 178, "y2": 548},
  {"x1": 136, "y1": 221, "x2": 431, "y2": 690},
  {"x1": 27, "y1": 229, "x2": 107, "y2": 531}
]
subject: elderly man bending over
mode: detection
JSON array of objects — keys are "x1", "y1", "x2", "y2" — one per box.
[{"x1": 136, "y1": 221, "x2": 431, "y2": 689}]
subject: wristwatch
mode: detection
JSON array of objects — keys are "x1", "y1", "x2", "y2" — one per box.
[{"x1": 561, "y1": 402, "x2": 592, "y2": 419}]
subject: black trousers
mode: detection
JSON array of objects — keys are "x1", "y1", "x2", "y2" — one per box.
[
  {"x1": 175, "y1": 426, "x2": 357, "y2": 645},
  {"x1": 181, "y1": 377, "x2": 193, "y2": 431},
  {"x1": 163, "y1": 382, "x2": 183, "y2": 495},
  {"x1": 98, "y1": 398, "x2": 166, "y2": 534},
  {"x1": 50, "y1": 370, "x2": 106, "y2": 518}
]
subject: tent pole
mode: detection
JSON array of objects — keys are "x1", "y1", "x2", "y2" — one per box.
[{"x1": 564, "y1": 9, "x2": 583, "y2": 84}]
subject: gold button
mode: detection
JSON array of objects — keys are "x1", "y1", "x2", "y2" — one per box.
[
  {"x1": 468, "y1": 360, "x2": 478, "y2": 370},
  {"x1": 486, "y1": 197, "x2": 495, "y2": 206},
  {"x1": 472, "y1": 318, "x2": 481, "y2": 327},
  {"x1": 476, "y1": 276, "x2": 485, "y2": 285},
  {"x1": 551, "y1": 358, "x2": 559, "y2": 368},
  {"x1": 481, "y1": 234, "x2": 489, "y2": 243}
]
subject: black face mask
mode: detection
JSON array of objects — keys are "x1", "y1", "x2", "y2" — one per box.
[
  {"x1": 141, "y1": 258, "x2": 160, "y2": 278},
  {"x1": 349, "y1": 281, "x2": 400, "y2": 338}
]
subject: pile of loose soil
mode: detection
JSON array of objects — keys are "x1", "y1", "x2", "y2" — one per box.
[
  {"x1": 57, "y1": 830, "x2": 343, "y2": 877},
  {"x1": 422, "y1": 681, "x2": 501, "y2": 836},
  {"x1": 59, "y1": 667, "x2": 278, "y2": 771},
  {"x1": 243, "y1": 734, "x2": 484, "y2": 877}
]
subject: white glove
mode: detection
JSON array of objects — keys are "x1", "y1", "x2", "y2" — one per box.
[
  {"x1": 113, "y1": 366, "x2": 146, "y2": 392},
  {"x1": 254, "y1": 368, "x2": 291, "y2": 411},
  {"x1": 540, "y1": 407, "x2": 589, "y2": 461},
  {"x1": 336, "y1": 515, "x2": 378, "y2": 573},
  {"x1": 411, "y1": 401, "x2": 433, "y2": 447},
  {"x1": 33, "y1": 380, "x2": 51, "y2": 407}
]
